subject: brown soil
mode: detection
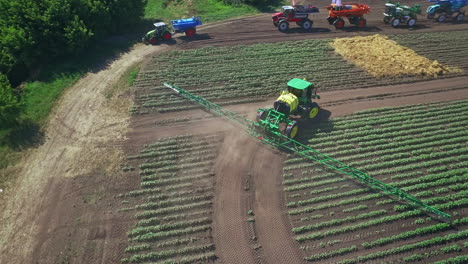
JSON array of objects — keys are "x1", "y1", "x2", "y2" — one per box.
[{"x1": 1, "y1": 1, "x2": 468, "y2": 263}]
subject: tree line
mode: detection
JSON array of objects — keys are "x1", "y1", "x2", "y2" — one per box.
[{"x1": 0, "y1": 0, "x2": 146, "y2": 126}]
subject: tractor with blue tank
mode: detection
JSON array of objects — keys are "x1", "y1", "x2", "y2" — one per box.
[
  {"x1": 426, "y1": 0, "x2": 467, "y2": 22},
  {"x1": 171, "y1": 17, "x2": 202, "y2": 37},
  {"x1": 383, "y1": 1, "x2": 421, "y2": 27},
  {"x1": 256, "y1": 78, "x2": 320, "y2": 139}
]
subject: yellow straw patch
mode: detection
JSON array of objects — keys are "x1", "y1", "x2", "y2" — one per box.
[{"x1": 331, "y1": 34, "x2": 462, "y2": 78}]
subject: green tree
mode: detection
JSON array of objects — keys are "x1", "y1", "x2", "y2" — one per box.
[{"x1": 0, "y1": 73, "x2": 20, "y2": 127}]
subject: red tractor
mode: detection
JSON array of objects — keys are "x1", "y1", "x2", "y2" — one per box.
[
  {"x1": 272, "y1": 5, "x2": 320, "y2": 32},
  {"x1": 326, "y1": 3, "x2": 370, "y2": 29}
]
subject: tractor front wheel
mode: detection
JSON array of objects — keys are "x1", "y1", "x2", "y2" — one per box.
[
  {"x1": 302, "y1": 19, "x2": 313, "y2": 30},
  {"x1": 185, "y1": 28, "x2": 196, "y2": 37},
  {"x1": 391, "y1": 18, "x2": 400, "y2": 28},
  {"x1": 456, "y1": 13, "x2": 465, "y2": 22},
  {"x1": 256, "y1": 111, "x2": 267, "y2": 122},
  {"x1": 334, "y1": 19, "x2": 345, "y2": 29},
  {"x1": 383, "y1": 16, "x2": 391, "y2": 24},
  {"x1": 285, "y1": 121, "x2": 299, "y2": 139},
  {"x1": 358, "y1": 18, "x2": 367, "y2": 28},
  {"x1": 306, "y1": 103, "x2": 320, "y2": 119},
  {"x1": 436, "y1": 14, "x2": 447, "y2": 22},
  {"x1": 163, "y1": 33, "x2": 172, "y2": 40},
  {"x1": 278, "y1": 20, "x2": 289, "y2": 32},
  {"x1": 150, "y1": 37, "x2": 158, "y2": 45},
  {"x1": 407, "y1": 18, "x2": 416, "y2": 27}
]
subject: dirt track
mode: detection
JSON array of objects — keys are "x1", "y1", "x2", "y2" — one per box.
[{"x1": 1, "y1": 1, "x2": 468, "y2": 262}]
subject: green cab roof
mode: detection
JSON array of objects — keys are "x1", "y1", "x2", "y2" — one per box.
[{"x1": 287, "y1": 78, "x2": 313, "y2": 90}]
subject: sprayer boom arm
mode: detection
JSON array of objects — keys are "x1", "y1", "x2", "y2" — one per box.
[{"x1": 162, "y1": 82, "x2": 450, "y2": 219}]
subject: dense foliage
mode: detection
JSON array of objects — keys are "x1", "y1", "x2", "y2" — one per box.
[
  {"x1": 0, "y1": 0, "x2": 146, "y2": 84},
  {"x1": 0, "y1": 73, "x2": 20, "y2": 127}
]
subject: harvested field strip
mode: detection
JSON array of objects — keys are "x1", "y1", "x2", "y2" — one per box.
[
  {"x1": 119, "y1": 133, "x2": 221, "y2": 263},
  {"x1": 132, "y1": 31, "x2": 468, "y2": 115},
  {"x1": 331, "y1": 34, "x2": 462, "y2": 78},
  {"x1": 284, "y1": 100, "x2": 468, "y2": 263}
]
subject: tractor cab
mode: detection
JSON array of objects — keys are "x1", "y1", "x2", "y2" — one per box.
[
  {"x1": 281, "y1": 6, "x2": 296, "y2": 19},
  {"x1": 286, "y1": 78, "x2": 319, "y2": 104},
  {"x1": 154, "y1": 22, "x2": 169, "y2": 32},
  {"x1": 384, "y1": 3, "x2": 397, "y2": 15}
]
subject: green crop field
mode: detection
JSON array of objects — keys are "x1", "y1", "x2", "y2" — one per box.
[
  {"x1": 283, "y1": 99, "x2": 468, "y2": 263},
  {"x1": 119, "y1": 133, "x2": 223, "y2": 263},
  {"x1": 132, "y1": 31, "x2": 468, "y2": 115}
]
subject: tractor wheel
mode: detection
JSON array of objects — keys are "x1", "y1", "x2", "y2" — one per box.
[
  {"x1": 306, "y1": 103, "x2": 320, "y2": 119},
  {"x1": 391, "y1": 18, "x2": 400, "y2": 28},
  {"x1": 456, "y1": 13, "x2": 465, "y2": 22},
  {"x1": 285, "y1": 121, "x2": 299, "y2": 139},
  {"x1": 302, "y1": 19, "x2": 313, "y2": 30},
  {"x1": 278, "y1": 20, "x2": 289, "y2": 32},
  {"x1": 407, "y1": 18, "x2": 417, "y2": 27},
  {"x1": 333, "y1": 19, "x2": 345, "y2": 29},
  {"x1": 163, "y1": 33, "x2": 172, "y2": 40},
  {"x1": 383, "y1": 16, "x2": 391, "y2": 24},
  {"x1": 358, "y1": 18, "x2": 367, "y2": 28},
  {"x1": 185, "y1": 28, "x2": 196, "y2": 37},
  {"x1": 150, "y1": 37, "x2": 158, "y2": 45},
  {"x1": 327, "y1": 16, "x2": 337, "y2": 25},
  {"x1": 436, "y1": 14, "x2": 447, "y2": 22},
  {"x1": 256, "y1": 111, "x2": 267, "y2": 122}
]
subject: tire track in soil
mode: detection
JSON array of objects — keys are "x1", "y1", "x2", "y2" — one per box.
[{"x1": 213, "y1": 132, "x2": 260, "y2": 264}]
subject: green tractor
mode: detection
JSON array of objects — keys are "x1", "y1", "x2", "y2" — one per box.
[
  {"x1": 142, "y1": 22, "x2": 172, "y2": 45},
  {"x1": 383, "y1": 1, "x2": 421, "y2": 27},
  {"x1": 256, "y1": 78, "x2": 320, "y2": 139}
]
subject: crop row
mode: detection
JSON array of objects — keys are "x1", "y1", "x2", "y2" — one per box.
[{"x1": 120, "y1": 134, "x2": 220, "y2": 263}]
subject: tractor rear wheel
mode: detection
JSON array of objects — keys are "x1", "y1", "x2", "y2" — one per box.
[
  {"x1": 185, "y1": 28, "x2": 196, "y2": 37},
  {"x1": 150, "y1": 37, "x2": 157, "y2": 45},
  {"x1": 333, "y1": 19, "x2": 345, "y2": 29},
  {"x1": 383, "y1": 16, "x2": 391, "y2": 24},
  {"x1": 391, "y1": 18, "x2": 400, "y2": 28},
  {"x1": 278, "y1": 20, "x2": 289, "y2": 32},
  {"x1": 302, "y1": 19, "x2": 313, "y2": 30},
  {"x1": 306, "y1": 103, "x2": 320, "y2": 119},
  {"x1": 358, "y1": 18, "x2": 367, "y2": 28},
  {"x1": 256, "y1": 111, "x2": 267, "y2": 122},
  {"x1": 163, "y1": 33, "x2": 172, "y2": 40},
  {"x1": 456, "y1": 13, "x2": 465, "y2": 22},
  {"x1": 285, "y1": 121, "x2": 299, "y2": 139},
  {"x1": 407, "y1": 18, "x2": 416, "y2": 27},
  {"x1": 436, "y1": 14, "x2": 447, "y2": 22}
]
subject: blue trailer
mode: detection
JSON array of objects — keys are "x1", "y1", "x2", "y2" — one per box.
[
  {"x1": 426, "y1": 0, "x2": 468, "y2": 22},
  {"x1": 171, "y1": 17, "x2": 202, "y2": 37}
]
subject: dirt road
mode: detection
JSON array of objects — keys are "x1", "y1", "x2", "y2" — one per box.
[{"x1": 0, "y1": 44, "x2": 159, "y2": 264}]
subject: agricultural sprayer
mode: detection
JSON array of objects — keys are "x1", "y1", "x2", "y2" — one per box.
[
  {"x1": 256, "y1": 78, "x2": 320, "y2": 139},
  {"x1": 383, "y1": 1, "x2": 421, "y2": 27},
  {"x1": 162, "y1": 81, "x2": 451, "y2": 220},
  {"x1": 426, "y1": 0, "x2": 467, "y2": 22},
  {"x1": 326, "y1": 2, "x2": 371, "y2": 29}
]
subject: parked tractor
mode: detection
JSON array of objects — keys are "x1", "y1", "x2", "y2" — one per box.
[
  {"x1": 256, "y1": 78, "x2": 320, "y2": 139},
  {"x1": 426, "y1": 0, "x2": 468, "y2": 22},
  {"x1": 142, "y1": 22, "x2": 172, "y2": 45},
  {"x1": 272, "y1": 5, "x2": 320, "y2": 32},
  {"x1": 383, "y1": 1, "x2": 421, "y2": 27},
  {"x1": 171, "y1": 17, "x2": 202, "y2": 37},
  {"x1": 326, "y1": 3, "x2": 370, "y2": 29}
]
